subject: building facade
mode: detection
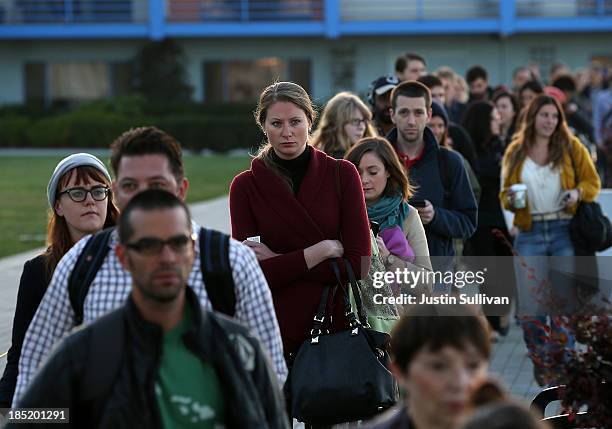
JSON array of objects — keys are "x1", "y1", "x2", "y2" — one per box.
[{"x1": 0, "y1": 0, "x2": 610, "y2": 105}]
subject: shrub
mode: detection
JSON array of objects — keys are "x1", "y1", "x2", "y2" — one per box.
[
  {"x1": 0, "y1": 115, "x2": 31, "y2": 147},
  {"x1": 77, "y1": 95, "x2": 147, "y2": 117},
  {"x1": 159, "y1": 114, "x2": 262, "y2": 153},
  {"x1": 25, "y1": 111, "x2": 133, "y2": 148},
  {"x1": 158, "y1": 115, "x2": 209, "y2": 153},
  {"x1": 551, "y1": 312, "x2": 612, "y2": 427},
  {"x1": 198, "y1": 116, "x2": 262, "y2": 153},
  {"x1": 494, "y1": 230, "x2": 612, "y2": 427},
  {"x1": 25, "y1": 116, "x2": 71, "y2": 147},
  {"x1": 0, "y1": 99, "x2": 261, "y2": 151}
]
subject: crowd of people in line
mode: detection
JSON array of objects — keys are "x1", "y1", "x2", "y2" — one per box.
[{"x1": 0, "y1": 51, "x2": 610, "y2": 428}]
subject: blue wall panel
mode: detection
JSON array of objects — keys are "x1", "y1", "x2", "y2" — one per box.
[
  {"x1": 0, "y1": 0, "x2": 611, "y2": 39},
  {"x1": 0, "y1": 24, "x2": 148, "y2": 39}
]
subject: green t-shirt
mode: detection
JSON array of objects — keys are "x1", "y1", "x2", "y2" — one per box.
[{"x1": 155, "y1": 306, "x2": 225, "y2": 429}]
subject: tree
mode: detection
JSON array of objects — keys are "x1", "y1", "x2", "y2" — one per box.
[{"x1": 132, "y1": 38, "x2": 193, "y2": 104}]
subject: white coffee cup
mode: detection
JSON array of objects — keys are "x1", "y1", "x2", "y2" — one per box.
[{"x1": 509, "y1": 184, "x2": 528, "y2": 209}]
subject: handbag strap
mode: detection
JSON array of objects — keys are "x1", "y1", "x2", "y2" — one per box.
[
  {"x1": 342, "y1": 258, "x2": 370, "y2": 328},
  {"x1": 310, "y1": 259, "x2": 367, "y2": 339},
  {"x1": 310, "y1": 285, "x2": 332, "y2": 338},
  {"x1": 335, "y1": 162, "x2": 343, "y2": 242},
  {"x1": 332, "y1": 259, "x2": 361, "y2": 328},
  {"x1": 330, "y1": 261, "x2": 354, "y2": 317}
]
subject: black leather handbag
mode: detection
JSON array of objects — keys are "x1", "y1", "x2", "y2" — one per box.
[
  {"x1": 570, "y1": 201, "x2": 612, "y2": 254},
  {"x1": 568, "y1": 155, "x2": 612, "y2": 254},
  {"x1": 289, "y1": 259, "x2": 398, "y2": 426}
]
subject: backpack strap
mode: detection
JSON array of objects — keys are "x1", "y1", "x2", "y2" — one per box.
[
  {"x1": 199, "y1": 227, "x2": 236, "y2": 317},
  {"x1": 437, "y1": 146, "x2": 452, "y2": 208},
  {"x1": 69, "y1": 227, "x2": 114, "y2": 326}
]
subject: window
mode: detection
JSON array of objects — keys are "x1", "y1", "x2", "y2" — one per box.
[
  {"x1": 24, "y1": 61, "x2": 133, "y2": 106},
  {"x1": 49, "y1": 62, "x2": 111, "y2": 102},
  {"x1": 202, "y1": 58, "x2": 311, "y2": 103}
]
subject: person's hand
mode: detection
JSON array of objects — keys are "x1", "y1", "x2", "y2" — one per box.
[
  {"x1": 376, "y1": 236, "x2": 390, "y2": 261},
  {"x1": 561, "y1": 189, "x2": 580, "y2": 207},
  {"x1": 242, "y1": 240, "x2": 279, "y2": 261},
  {"x1": 509, "y1": 226, "x2": 519, "y2": 238},
  {"x1": 417, "y1": 200, "x2": 435, "y2": 224},
  {"x1": 506, "y1": 188, "x2": 516, "y2": 208},
  {"x1": 304, "y1": 240, "x2": 344, "y2": 269},
  {"x1": 321, "y1": 239, "x2": 344, "y2": 259}
]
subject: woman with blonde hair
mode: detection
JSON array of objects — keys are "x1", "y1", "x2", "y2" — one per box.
[
  {"x1": 311, "y1": 91, "x2": 377, "y2": 158},
  {"x1": 500, "y1": 94, "x2": 600, "y2": 385},
  {"x1": 230, "y1": 82, "x2": 372, "y2": 425},
  {"x1": 231, "y1": 82, "x2": 370, "y2": 355},
  {"x1": 0, "y1": 153, "x2": 118, "y2": 408}
]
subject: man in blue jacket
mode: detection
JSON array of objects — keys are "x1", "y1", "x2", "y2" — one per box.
[{"x1": 387, "y1": 81, "x2": 477, "y2": 266}]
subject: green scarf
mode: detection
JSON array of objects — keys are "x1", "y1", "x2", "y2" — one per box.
[{"x1": 367, "y1": 194, "x2": 409, "y2": 232}]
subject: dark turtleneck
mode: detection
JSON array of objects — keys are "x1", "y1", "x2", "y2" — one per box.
[{"x1": 271, "y1": 145, "x2": 312, "y2": 195}]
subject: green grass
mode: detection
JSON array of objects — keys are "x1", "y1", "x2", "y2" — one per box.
[{"x1": 0, "y1": 155, "x2": 251, "y2": 258}]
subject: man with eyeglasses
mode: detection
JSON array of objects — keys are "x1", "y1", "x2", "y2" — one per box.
[
  {"x1": 11, "y1": 190, "x2": 288, "y2": 429},
  {"x1": 13, "y1": 127, "x2": 287, "y2": 405}
]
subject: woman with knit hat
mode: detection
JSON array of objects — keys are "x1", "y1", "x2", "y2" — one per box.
[{"x1": 0, "y1": 153, "x2": 118, "y2": 408}]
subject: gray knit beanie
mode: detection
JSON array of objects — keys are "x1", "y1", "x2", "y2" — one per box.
[{"x1": 47, "y1": 153, "x2": 112, "y2": 209}]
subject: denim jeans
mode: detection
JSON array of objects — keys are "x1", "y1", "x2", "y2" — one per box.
[{"x1": 514, "y1": 219, "x2": 576, "y2": 364}]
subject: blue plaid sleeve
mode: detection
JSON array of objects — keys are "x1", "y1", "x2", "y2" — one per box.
[
  {"x1": 229, "y1": 239, "x2": 288, "y2": 385},
  {"x1": 12, "y1": 236, "x2": 90, "y2": 405}
]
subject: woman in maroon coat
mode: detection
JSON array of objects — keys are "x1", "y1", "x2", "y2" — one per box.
[{"x1": 229, "y1": 82, "x2": 371, "y2": 360}]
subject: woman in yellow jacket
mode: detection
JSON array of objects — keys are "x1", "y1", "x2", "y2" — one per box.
[{"x1": 500, "y1": 94, "x2": 600, "y2": 386}]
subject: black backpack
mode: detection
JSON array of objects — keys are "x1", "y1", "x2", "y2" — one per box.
[{"x1": 68, "y1": 227, "x2": 236, "y2": 325}]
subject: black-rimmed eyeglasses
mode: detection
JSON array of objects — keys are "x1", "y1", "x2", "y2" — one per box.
[
  {"x1": 126, "y1": 234, "x2": 196, "y2": 256},
  {"x1": 58, "y1": 186, "x2": 110, "y2": 203}
]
